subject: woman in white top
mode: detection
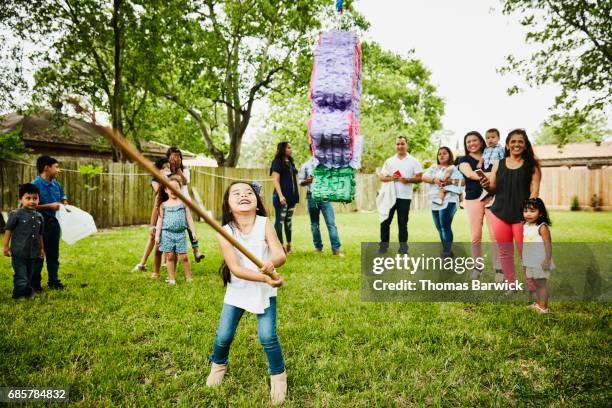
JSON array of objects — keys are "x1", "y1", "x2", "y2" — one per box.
[
  {"x1": 378, "y1": 136, "x2": 423, "y2": 254},
  {"x1": 206, "y1": 182, "x2": 287, "y2": 405},
  {"x1": 422, "y1": 147, "x2": 463, "y2": 258}
]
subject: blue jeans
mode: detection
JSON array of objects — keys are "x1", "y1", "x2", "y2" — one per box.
[
  {"x1": 431, "y1": 203, "x2": 457, "y2": 255},
  {"x1": 11, "y1": 257, "x2": 35, "y2": 298},
  {"x1": 307, "y1": 195, "x2": 341, "y2": 251},
  {"x1": 210, "y1": 297, "x2": 285, "y2": 375},
  {"x1": 33, "y1": 215, "x2": 61, "y2": 287}
]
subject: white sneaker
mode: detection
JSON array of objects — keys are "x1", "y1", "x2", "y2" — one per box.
[
  {"x1": 270, "y1": 371, "x2": 287, "y2": 405},
  {"x1": 470, "y1": 268, "x2": 482, "y2": 280},
  {"x1": 167, "y1": 279, "x2": 176, "y2": 285},
  {"x1": 131, "y1": 263, "x2": 146, "y2": 273}
]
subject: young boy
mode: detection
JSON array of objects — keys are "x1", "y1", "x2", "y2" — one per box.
[
  {"x1": 3, "y1": 184, "x2": 45, "y2": 299},
  {"x1": 32, "y1": 155, "x2": 68, "y2": 291},
  {"x1": 478, "y1": 128, "x2": 505, "y2": 205}
]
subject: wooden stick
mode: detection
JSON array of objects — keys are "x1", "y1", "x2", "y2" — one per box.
[{"x1": 68, "y1": 99, "x2": 273, "y2": 275}]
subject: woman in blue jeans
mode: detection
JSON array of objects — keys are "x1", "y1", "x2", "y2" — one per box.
[
  {"x1": 270, "y1": 142, "x2": 300, "y2": 254},
  {"x1": 422, "y1": 147, "x2": 463, "y2": 257}
]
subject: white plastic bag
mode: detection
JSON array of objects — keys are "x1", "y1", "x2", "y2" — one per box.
[{"x1": 56, "y1": 205, "x2": 97, "y2": 245}]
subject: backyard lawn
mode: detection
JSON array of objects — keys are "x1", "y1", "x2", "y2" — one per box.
[{"x1": 1, "y1": 210, "x2": 610, "y2": 406}]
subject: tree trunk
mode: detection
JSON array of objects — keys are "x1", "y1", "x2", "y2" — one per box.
[{"x1": 111, "y1": 0, "x2": 125, "y2": 162}]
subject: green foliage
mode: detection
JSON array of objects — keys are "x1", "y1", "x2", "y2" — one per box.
[
  {"x1": 79, "y1": 164, "x2": 103, "y2": 192},
  {"x1": 571, "y1": 196, "x2": 580, "y2": 211},
  {"x1": 500, "y1": 0, "x2": 611, "y2": 138},
  {"x1": 243, "y1": 42, "x2": 444, "y2": 171},
  {"x1": 0, "y1": 124, "x2": 28, "y2": 159},
  {"x1": 533, "y1": 112, "x2": 610, "y2": 146}
]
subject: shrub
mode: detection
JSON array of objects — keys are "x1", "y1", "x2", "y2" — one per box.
[{"x1": 570, "y1": 196, "x2": 580, "y2": 211}]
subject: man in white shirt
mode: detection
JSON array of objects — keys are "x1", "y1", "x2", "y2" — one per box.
[{"x1": 378, "y1": 136, "x2": 423, "y2": 253}]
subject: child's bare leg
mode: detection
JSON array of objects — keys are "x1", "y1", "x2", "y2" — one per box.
[
  {"x1": 438, "y1": 189, "x2": 446, "y2": 201},
  {"x1": 179, "y1": 253, "x2": 192, "y2": 281},
  {"x1": 139, "y1": 236, "x2": 155, "y2": 266},
  {"x1": 535, "y1": 278, "x2": 548, "y2": 309},
  {"x1": 152, "y1": 246, "x2": 162, "y2": 277},
  {"x1": 166, "y1": 252, "x2": 177, "y2": 282}
]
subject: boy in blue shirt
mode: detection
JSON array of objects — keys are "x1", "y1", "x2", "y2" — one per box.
[
  {"x1": 32, "y1": 156, "x2": 68, "y2": 291},
  {"x1": 3, "y1": 183, "x2": 45, "y2": 299}
]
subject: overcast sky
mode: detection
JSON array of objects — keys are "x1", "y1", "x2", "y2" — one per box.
[{"x1": 353, "y1": 0, "x2": 563, "y2": 147}]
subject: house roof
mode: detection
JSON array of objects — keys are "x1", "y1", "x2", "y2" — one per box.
[
  {"x1": 0, "y1": 111, "x2": 196, "y2": 158},
  {"x1": 534, "y1": 141, "x2": 612, "y2": 167}
]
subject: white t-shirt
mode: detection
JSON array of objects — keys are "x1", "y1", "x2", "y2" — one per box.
[
  {"x1": 222, "y1": 215, "x2": 277, "y2": 314},
  {"x1": 383, "y1": 154, "x2": 423, "y2": 199},
  {"x1": 181, "y1": 168, "x2": 191, "y2": 198}
]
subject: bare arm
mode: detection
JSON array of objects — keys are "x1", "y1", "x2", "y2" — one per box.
[
  {"x1": 539, "y1": 224, "x2": 553, "y2": 270},
  {"x1": 530, "y1": 167, "x2": 541, "y2": 198},
  {"x1": 265, "y1": 219, "x2": 286, "y2": 269},
  {"x1": 155, "y1": 207, "x2": 164, "y2": 244},
  {"x1": 459, "y1": 162, "x2": 481, "y2": 181},
  {"x1": 217, "y1": 232, "x2": 282, "y2": 286},
  {"x1": 400, "y1": 172, "x2": 422, "y2": 184},
  {"x1": 3, "y1": 230, "x2": 11, "y2": 257},
  {"x1": 37, "y1": 203, "x2": 61, "y2": 211}
]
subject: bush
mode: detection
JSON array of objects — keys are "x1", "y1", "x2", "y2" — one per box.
[
  {"x1": 0, "y1": 125, "x2": 28, "y2": 160},
  {"x1": 571, "y1": 196, "x2": 580, "y2": 211},
  {"x1": 591, "y1": 194, "x2": 601, "y2": 211}
]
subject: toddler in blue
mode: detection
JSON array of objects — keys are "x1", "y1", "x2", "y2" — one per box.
[{"x1": 155, "y1": 179, "x2": 196, "y2": 284}]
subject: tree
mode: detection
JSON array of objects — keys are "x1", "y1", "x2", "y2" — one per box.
[
  {"x1": 155, "y1": 0, "x2": 368, "y2": 167},
  {"x1": 1, "y1": 0, "x2": 183, "y2": 161},
  {"x1": 500, "y1": 0, "x2": 611, "y2": 142},
  {"x1": 533, "y1": 113, "x2": 610, "y2": 145},
  {"x1": 243, "y1": 42, "x2": 444, "y2": 172}
]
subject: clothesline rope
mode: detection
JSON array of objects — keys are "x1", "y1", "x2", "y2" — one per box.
[{"x1": 4, "y1": 159, "x2": 274, "y2": 181}]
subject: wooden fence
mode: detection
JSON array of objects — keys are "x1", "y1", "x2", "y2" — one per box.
[{"x1": 1, "y1": 159, "x2": 609, "y2": 228}]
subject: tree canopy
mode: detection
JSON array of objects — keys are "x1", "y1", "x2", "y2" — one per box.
[{"x1": 500, "y1": 0, "x2": 611, "y2": 143}]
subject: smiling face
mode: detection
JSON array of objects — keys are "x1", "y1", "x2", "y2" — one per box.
[
  {"x1": 465, "y1": 135, "x2": 483, "y2": 153},
  {"x1": 506, "y1": 133, "x2": 526, "y2": 156},
  {"x1": 20, "y1": 193, "x2": 39, "y2": 209},
  {"x1": 228, "y1": 183, "x2": 257, "y2": 214}
]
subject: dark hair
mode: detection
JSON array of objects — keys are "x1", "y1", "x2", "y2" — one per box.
[
  {"x1": 19, "y1": 183, "x2": 40, "y2": 198},
  {"x1": 270, "y1": 142, "x2": 294, "y2": 175},
  {"x1": 154, "y1": 157, "x2": 169, "y2": 170},
  {"x1": 436, "y1": 146, "x2": 454, "y2": 165},
  {"x1": 166, "y1": 147, "x2": 184, "y2": 171},
  {"x1": 485, "y1": 128, "x2": 500, "y2": 137},
  {"x1": 505, "y1": 129, "x2": 540, "y2": 185},
  {"x1": 219, "y1": 181, "x2": 268, "y2": 286},
  {"x1": 522, "y1": 197, "x2": 551, "y2": 226},
  {"x1": 36, "y1": 155, "x2": 59, "y2": 174},
  {"x1": 396, "y1": 136, "x2": 408, "y2": 143},
  {"x1": 463, "y1": 131, "x2": 485, "y2": 155},
  {"x1": 152, "y1": 158, "x2": 170, "y2": 184}
]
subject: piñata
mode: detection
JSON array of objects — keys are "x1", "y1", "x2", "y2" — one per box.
[{"x1": 308, "y1": 29, "x2": 362, "y2": 203}]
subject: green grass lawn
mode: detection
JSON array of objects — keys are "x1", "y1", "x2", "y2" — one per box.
[{"x1": 1, "y1": 210, "x2": 610, "y2": 406}]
